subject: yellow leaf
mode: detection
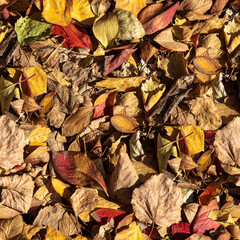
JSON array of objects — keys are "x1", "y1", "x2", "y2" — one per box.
[
  {"x1": 115, "y1": 0, "x2": 146, "y2": 16},
  {"x1": 42, "y1": 0, "x2": 73, "y2": 26},
  {"x1": 29, "y1": 125, "x2": 51, "y2": 146},
  {"x1": 45, "y1": 226, "x2": 71, "y2": 240},
  {"x1": 95, "y1": 76, "x2": 145, "y2": 91},
  {"x1": 193, "y1": 56, "x2": 221, "y2": 75},
  {"x1": 72, "y1": 0, "x2": 95, "y2": 25},
  {"x1": 111, "y1": 114, "x2": 139, "y2": 133},
  {"x1": 208, "y1": 210, "x2": 236, "y2": 227},
  {"x1": 198, "y1": 149, "x2": 214, "y2": 172},
  {"x1": 73, "y1": 236, "x2": 89, "y2": 240},
  {"x1": 180, "y1": 125, "x2": 204, "y2": 155},
  {"x1": 24, "y1": 67, "x2": 47, "y2": 97},
  {"x1": 0, "y1": 21, "x2": 12, "y2": 44},
  {"x1": 93, "y1": 12, "x2": 119, "y2": 48},
  {"x1": 114, "y1": 223, "x2": 144, "y2": 240},
  {"x1": 51, "y1": 177, "x2": 73, "y2": 198},
  {"x1": 40, "y1": 91, "x2": 56, "y2": 115}
]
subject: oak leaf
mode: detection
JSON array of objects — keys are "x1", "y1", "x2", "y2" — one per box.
[{"x1": 131, "y1": 174, "x2": 182, "y2": 227}]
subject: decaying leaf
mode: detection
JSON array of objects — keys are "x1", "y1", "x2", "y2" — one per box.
[
  {"x1": 0, "y1": 115, "x2": 25, "y2": 170},
  {"x1": 131, "y1": 174, "x2": 182, "y2": 227},
  {"x1": 214, "y1": 117, "x2": 240, "y2": 169},
  {"x1": 52, "y1": 151, "x2": 108, "y2": 195},
  {"x1": 0, "y1": 174, "x2": 34, "y2": 213},
  {"x1": 111, "y1": 114, "x2": 139, "y2": 133}
]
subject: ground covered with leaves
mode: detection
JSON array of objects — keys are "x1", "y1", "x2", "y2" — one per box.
[{"x1": 0, "y1": 0, "x2": 240, "y2": 239}]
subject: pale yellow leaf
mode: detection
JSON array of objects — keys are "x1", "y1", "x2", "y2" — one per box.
[
  {"x1": 29, "y1": 125, "x2": 51, "y2": 146},
  {"x1": 42, "y1": 0, "x2": 73, "y2": 26}
]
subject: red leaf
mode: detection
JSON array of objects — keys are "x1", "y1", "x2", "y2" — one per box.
[
  {"x1": 104, "y1": 48, "x2": 137, "y2": 76},
  {"x1": 52, "y1": 151, "x2": 108, "y2": 195},
  {"x1": 91, "y1": 208, "x2": 127, "y2": 225},
  {"x1": 21, "y1": 69, "x2": 33, "y2": 98},
  {"x1": 199, "y1": 181, "x2": 222, "y2": 205},
  {"x1": 92, "y1": 91, "x2": 118, "y2": 119},
  {"x1": 144, "y1": 226, "x2": 161, "y2": 239},
  {"x1": 172, "y1": 222, "x2": 191, "y2": 240},
  {"x1": 51, "y1": 23, "x2": 92, "y2": 49},
  {"x1": 193, "y1": 199, "x2": 221, "y2": 234},
  {"x1": 204, "y1": 130, "x2": 217, "y2": 145},
  {"x1": 142, "y1": 1, "x2": 180, "y2": 35}
]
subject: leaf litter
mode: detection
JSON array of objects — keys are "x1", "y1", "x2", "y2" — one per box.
[{"x1": 0, "y1": 0, "x2": 240, "y2": 239}]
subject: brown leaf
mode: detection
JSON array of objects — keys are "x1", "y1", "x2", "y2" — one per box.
[
  {"x1": 210, "y1": 0, "x2": 229, "y2": 14},
  {"x1": 111, "y1": 114, "x2": 139, "y2": 133},
  {"x1": 142, "y1": 2, "x2": 179, "y2": 35},
  {"x1": 62, "y1": 106, "x2": 95, "y2": 136},
  {"x1": 0, "y1": 115, "x2": 25, "y2": 170},
  {"x1": 214, "y1": 117, "x2": 240, "y2": 168},
  {"x1": 25, "y1": 146, "x2": 50, "y2": 164},
  {"x1": 180, "y1": 154, "x2": 198, "y2": 170},
  {"x1": 109, "y1": 151, "x2": 139, "y2": 204},
  {"x1": 193, "y1": 56, "x2": 221, "y2": 75},
  {"x1": 0, "y1": 215, "x2": 24, "y2": 240},
  {"x1": 184, "y1": 203, "x2": 200, "y2": 224},
  {"x1": 22, "y1": 95, "x2": 40, "y2": 112},
  {"x1": 70, "y1": 187, "x2": 98, "y2": 216},
  {"x1": 0, "y1": 174, "x2": 34, "y2": 214},
  {"x1": 131, "y1": 174, "x2": 182, "y2": 227},
  {"x1": 33, "y1": 203, "x2": 65, "y2": 229},
  {"x1": 186, "y1": 234, "x2": 212, "y2": 240},
  {"x1": 178, "y1": 0, "x2": 212, "y2": 14}
]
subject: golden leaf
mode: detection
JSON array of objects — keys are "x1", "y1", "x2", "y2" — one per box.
[
  {"x1": 29, "y1": 125, "x2": 51, "y2": 146},
  {"x1": 42, "y1": 0, "x2": 73, "y2": 26},
  {"x1": 115, "y1": 0, "x2": 146, "y2": 16},
  {"x1": 115, "y1": 222, "x2": 144, "y2": 240}
]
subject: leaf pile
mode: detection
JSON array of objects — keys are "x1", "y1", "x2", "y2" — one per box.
[{"x1": 0, "y1": 0, "x2": 240, "y2": 239}]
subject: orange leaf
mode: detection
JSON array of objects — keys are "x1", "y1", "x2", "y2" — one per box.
[
  {"x1": 111, "y1": 114, "x2": 139, "y2": 133},
  {"x1": 193, "y1": 56, "x2": 221, "y2": 75}
]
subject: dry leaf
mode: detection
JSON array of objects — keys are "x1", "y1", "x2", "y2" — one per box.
[
  {"x1": 42, "y1": 0, "x2": 73, "y2": 26},
  {"x1": 129, "y1": 131, "x2": 144, "y2": 161},
  {"x1": 189, "y1": 96, "x2": 222, "y2": 130},
  {"x1": 22, "y1": 95, "x2": 40, "y2": 112},
  {"x1": 115, "y1": 223, "x2": 144, "y2": 240},
  {"x1": 193, "y1": 56, "x2": 221, "y2": 75},
  {"x1": 29, "y1": 125, "x2": 51, "y2": 146},
  {"x1": 20, "y1": 224, "x2": 43, "y2": 240},
  {"x1": 131, "y1": 174, "x2": 182, "y2": 227},
  {"x1": 184, "y1": 203, "x2": 200, "y2": 224},
  {"x1": 111, "y1": 114, "x2": 139, "y2": 133},
  {"x1": 0, "y1": 174, "x2": 34, "y2": 213},
  {"x1": 25, "y1": 146, "x2": 50, "y2": 164},
  {"x1": 178, "y1": 0, "x2": 212, "y2": 14},
  {"x1": 186, "y1": 234, "x2": 212, "y2": 240},
  {"x1": 62, "y1": 107, "x2": 94, "y2": 136},
  {"x1": 51, "y1": 177, "x2": 73, "y2": 199},
  {"x1": 70, "y1": 187, "x2": 98, "y2": 216},
  {"x1": 45, "y1": 225, "x2": 71, "y2": 240},
  {"x1": 154, "y1": 27, "x2": 189, "y2": 52},
  {"x1": 0, "y1": 115, "x2": 25, "y2": 170},
  {"x1": 214, "y1": 117, "x2": 240, "y2": 168},
  {"x1": 109, "y1": 151, "x2": 139, "y2": 204},
  {"x1": 180, "y1": 154, "x2": 198, "y2": 170},
  {"x1": 95, "y1": 76, "x2": 145, "y2": 91}
]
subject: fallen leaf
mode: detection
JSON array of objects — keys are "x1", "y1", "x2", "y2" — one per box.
[
  {"x1": 115, "y1": 223, "x2": 144, "y2": 240},
  {"x1": 93, "y1": 12, "x2": 119, "y2": 49},
  {"x1": 91, "y1": 208, "x2": 127, "y2": 225},
  {"x1": 20, "y1": 224, "x2": 43, "y2": 240},
  {"x1": 129, "y1": 131, "x2": 144, "y2": 161},
  {"x1": 72, "y1": 0, "x2": 95, "y2": 25},
  {"x1": 199, "y1": 182, "x2": 222, "y2": 205},
  {"x1": 172, "y1": 222, "x2": 191, "y2": 240},
  {"x1": 188, "y1": 96, "x2": 222, "y2": 130},
  {"x1": 23, "y1": 66, "x2": 47, "y2": 97},
  {"x1": 14, "y1": 12, "x2": 52, "y2": 46},
  {"x1": 193, "y1": 56, "x2": 221, "y2": 75},
  {"x1": 111, "y1": 114, "x2": 139, "y2": 133},
  {"x1": 0, "y1": 115, "x2": 25, "y2": 170},
  {"x1": 214, "y1": 117, "x2": 240, "y2": 168},
  {"x1": 42, "y1": 0, "x2": 73, "y2": 26},
  {"x1": 51, "y1": 23, "x2": 92, "y2": 49},
  {"x1": 52, "y1": 151, "x2": 108, "y2": 194},
  {"x1": 114, "y1": 8, "x2": 145, "y2": 41},
  {"x1": 25, "y1": 146, "x2": 50, "y2": 164},
  {"x1": 180, "y1": 154, "x2": 198, "y2": 170},
  {"x1": 92, "y1": 91, "x2": 117, "y2": 119},
  {"x1": 95, "y1": 76, "x2": 145, "y2": 91},
  {"x1": 131, "y1": 174, "x2": 183, "y2": 227},
  {"x1": 0, "y1": 215, "x2": 24, "y2": 240},
  {"x1": 45, "y1": 225, "x2": 71, "y2": 240},
  {"x1": 197, "y1": 149, "x2": 214, "y2": 173},
  {"x1": 184, "y1": 203, "x2": 200, "y2": 224},
  {"x1": 154, "y1": 27, "x2": 189, "y2": 52},
  {"x1": 193, "y1": 199, "x2": 221, "y2": 234},
  {"x1": 62, "y1": 106, "x2": 94, "y2": 136},
  {"x1": 142, "y1": 2, "x2": 180, "y2": 35},
  {"x1": 178, "y1": 0, "x2": 212, "y2": 14},
  {"x1": 90, "y1": 0, "x2": 111, "y2": 16},
  {"x1": 0, "y1": 174, "x2": 34, "y2": 213},
  {"x1": 29, "y1": 125, "x2": 51, "y2": 146},
  {"x1": 51, "y1": 177, "x2": 73, "y2": 199},
  {"x1": 109, "y1": 151, "x2": 139, "y2": 204},
  {"x1": 104, "y1": 48, "x2": 137, "y2": 76},
  {"x1": 22, "y1": 95, "x2": 40, "y2": 112},
  {"x1": 115, "y1": 0, "x2": 146, "y2": 16},
  {"x1": 39, "y1": 91, "x2": 56, "y2": 115},
  {"x1": 186, "y1": 234, "x2": 212, "y2": 240}
]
